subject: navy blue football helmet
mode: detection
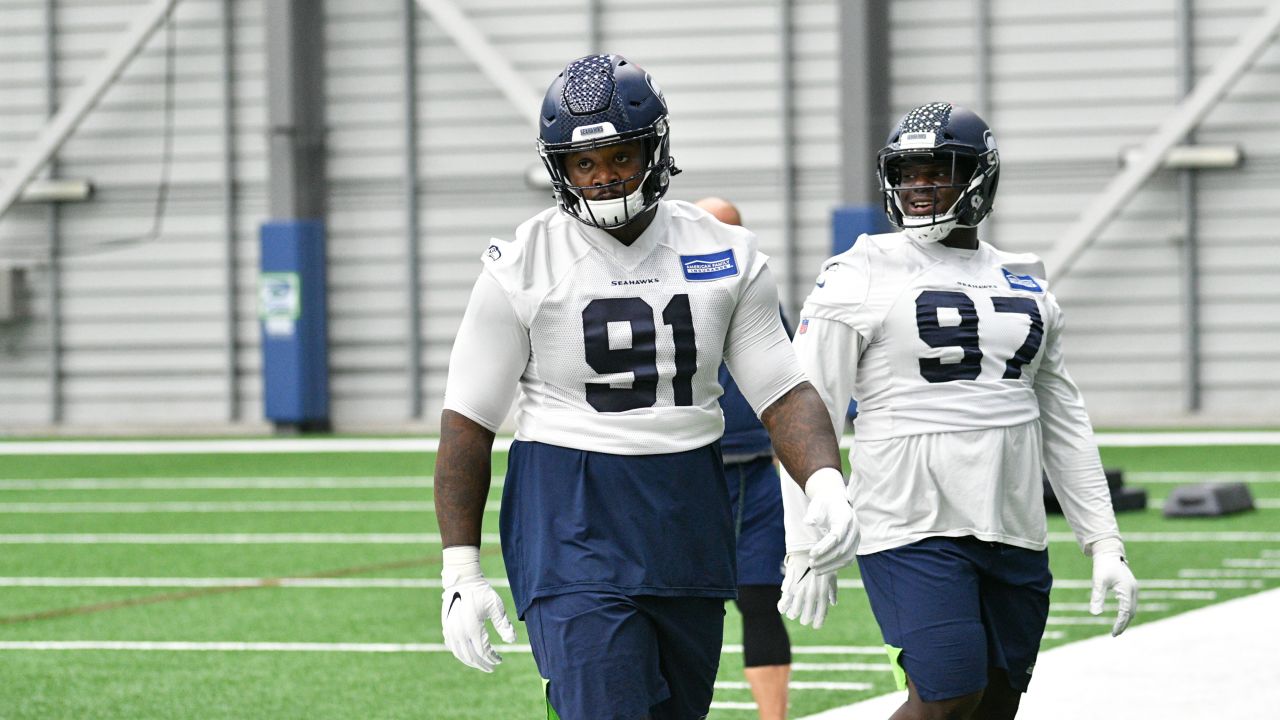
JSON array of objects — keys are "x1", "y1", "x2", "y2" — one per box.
[
  {"x1": 537, "y1": 54, "x2": 680, "y2": 228},
  {"x1": 878, "y1": 102, "x2": 1000, "y2": 243}
]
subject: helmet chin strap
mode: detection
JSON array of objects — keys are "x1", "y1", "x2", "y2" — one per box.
[
  {"x1": 579, "y1": 173, "x2": 650, "y2": 228},
  {"x1": 902, "y1": 219, "x2": 956, "y2": 244},
  {"x1": 894, "y1": 190, "x2": 959, "y2": 244}
]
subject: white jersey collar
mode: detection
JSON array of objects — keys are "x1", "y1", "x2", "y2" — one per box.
[{"x1": 573, "y1": 201, "x2": 670, "y2": 272}]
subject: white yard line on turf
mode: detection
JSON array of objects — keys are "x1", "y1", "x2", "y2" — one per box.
[
  {"x1": 1223, "y1": 558, "x2": 1280, "y2": 568},
  {"x1": 0, "y1": 476, "x2": 504, "y2": 490},
  {"x1": 0, "y1": 640, "x2": 884, "y2": 656},
  {"x1": 1178, "y1": 568, "x2": 1280, "y2": 579},
  {"x1": 0, "y1": 577, "x2": 498, "y2": 588},
  {"x1": 2, "y1": 431, "x2": 1279, "y2": 455},
  {"x1": 715, "y1": 681, "x2": 873, "y2": 691},
  {"x1": 0, "y1": 501, "x2": 501, "y2": 513},
  {"x1": 0, "y1": 477, "x2": 438, "y2": 490},
  {"x1": 2, "y1": 531, "x2": 1272, "y2": 545},
  {"x1": 1049, "y1": 531, "x2": 1280, "y2": 543},
  {"x1": 792, "y1": 663, "x2": 893, "y2": 672},
  {"x1": 1126, "y1": 471, "x2": 1280, "y2": 483},
  {"x1": 798, "y1": 586, "x2": 1280, "y2": 720},
  {"x1": 0, "y1": 577, "x2": 1258, "y2": 591},
  {"x1": 0, "y1": 533, "x2": 500, "y2": 544},
  {"x1": 708, "y1": 702, "x2": 759, "y2": 711}
]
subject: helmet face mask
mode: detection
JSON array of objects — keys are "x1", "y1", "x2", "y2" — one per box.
[
  {"x1": 537, "y1": 55, "x2": 679, "y2": 229},
  {"x1": 877, "y1": 102, "x2": 999, "y2": 244}
]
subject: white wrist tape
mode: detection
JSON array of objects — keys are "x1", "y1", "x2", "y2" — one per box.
[{"x1": 804, "y1": 467, "x2": 846, "y2": 503}]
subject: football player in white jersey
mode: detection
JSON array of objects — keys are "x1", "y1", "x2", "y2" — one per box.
[
  {"x1": 778, "y1": 102, "x2": 1139, "y2": 720},
  {"x1": 434, "y1": 54, "x2": 855, "y2": 720}
]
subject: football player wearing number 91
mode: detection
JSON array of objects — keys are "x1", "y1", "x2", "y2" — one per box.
[
  {"x1": 433, "y1": 54, "x2": 855, "y2": 720},
  {"x1": 778, "y1": 102, "x2": 1139, "y2": 720}
]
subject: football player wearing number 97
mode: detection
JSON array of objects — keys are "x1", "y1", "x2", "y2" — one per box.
[
  {"x1": 779, "y1": 102, "x2": 1139, "y2": 720},
  {"x1": 433, "y1": 54, "x2": 855, "y2": 720}
]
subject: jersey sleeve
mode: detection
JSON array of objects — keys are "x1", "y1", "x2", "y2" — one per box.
[
  {"x1": 441, "y1": 270, "x2": 529, "y2": 432},
  {"x1": 792, "y1": 316, "x2": 865, "y2": 439},
  {"x1": 800, "y1": 239, "x2": 875, "y2": 332},
  {"x1": 1033, "y1": 293, "x2": 1122, "y2": 553},
  {"x1": 722, "y1": 262, "x2": 807, "y2": 417}
]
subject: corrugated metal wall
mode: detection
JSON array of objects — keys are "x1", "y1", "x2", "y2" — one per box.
[
  {"x1": 0, "y1": 0, "x2": 264, "y2": 429},
  {"x1": 323, "y1": 0, "x2": 842, "y2": 427},
  {"x1": 889, "y1": 0, "x2": 1280, "y2": 424},
  {"x1": 1, "y1": 0, "x2": 1277, "y2": 432}
]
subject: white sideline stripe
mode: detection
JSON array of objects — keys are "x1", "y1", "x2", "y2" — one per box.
[
  {"x1": 0, "y1": 641, "x2": 881, "y2": 657},
  {"x1": 1256, "y1": 499, "x2": 1280, "y2": 509},
  {"x1": 800, "y1": 587, "x2": 1280, "y2": 720},
  {"x1": 792, "y1": 663, "x2": 893, "y2": 672},
  {"x1": 715, "y1": 681, "x2": 872, "y2": 691},
  {"x1": 0, "y1": 501, "x2": 502, "y2": 514},
  {"x1": 1, "y1": 431, "x2": 1278, "y2": 456},
  {"x1": 0, "y1": 533, "x2": 500, "y2": 544},
  {"x1": 708, "y1": 702, "x2": 759, "y2": 711}
]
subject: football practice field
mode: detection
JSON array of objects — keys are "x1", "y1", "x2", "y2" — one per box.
[{"x1": 0, "y1": 437, "x2": 1277, "y2": 719}]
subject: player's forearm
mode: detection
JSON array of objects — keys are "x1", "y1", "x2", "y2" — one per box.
[
  {"x1": 434, "y1": 409, "x2": 497, "y2": 548},
  {"x1": 760, "y1": 381, "x2": 842, "y2": 487}
]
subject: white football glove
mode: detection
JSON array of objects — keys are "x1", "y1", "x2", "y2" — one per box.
[
  {"x1": 777, "y1": 552, "x2": 838, "y2": 629},
  {"x1": 440, "y1": 546, "x2": 517, "y2": 672},
  {"x1": 803, "y1": 468, "x2": 858, "y2": 574},
  {"x1": 1089, "y1": 537, "x2": 1138, "y2": 637}
]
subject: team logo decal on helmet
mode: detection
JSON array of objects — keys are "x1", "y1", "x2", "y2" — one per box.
[
  {"x1": 537, "y1": 54, "x2": 680, "y2": 229},
  {"x1": 877, "y1": 102, "x2": 1000, "y2": 244}
]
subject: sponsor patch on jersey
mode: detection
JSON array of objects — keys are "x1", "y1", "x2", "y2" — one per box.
[
  {"x1": 1002, "y1": 267, "x2": 1042, "y2": 292},
  {"x1": 680, "y1": 249, "x2": 738, "y2": 281},
  {"x1": 484, "y1": 244, "x2": 502, "y2": 262}
]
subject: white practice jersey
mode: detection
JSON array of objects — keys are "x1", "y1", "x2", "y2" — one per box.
[
  {"x1": 443, "y1": 200, "x2": 806, "y2": 455},
  {"x1": 783, "y1": 232, "x2": 1119, "y2": 555}
]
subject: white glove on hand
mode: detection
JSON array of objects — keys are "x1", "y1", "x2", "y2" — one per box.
[
  {"x1": 441, "y1": 546, "x2": 517, "y2": 672},
  {"x1": 1089, "y1": 537, "x2": 1138, "y2": 637},
  {"x1": 777, "y1": 552, "x2": 837, "y2": 629},
  {"x1": 803, "y1": 468, "x2": 858, "y2": 574}
]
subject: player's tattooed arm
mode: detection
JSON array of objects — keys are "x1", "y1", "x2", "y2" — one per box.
[
  {"x1": 760, "y1": 381, "x2": 842, "y2": 488},
  {"x1": 434, "y1": 409, "x2": 497, "y2": 547}
]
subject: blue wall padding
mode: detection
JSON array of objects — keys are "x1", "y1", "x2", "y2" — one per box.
[
  {"x1": 260, "y1": 219, "x2": 330, "y2": 424},
  {"x1": 831, "y1": 205, "x2": 891, "y2": 256}
]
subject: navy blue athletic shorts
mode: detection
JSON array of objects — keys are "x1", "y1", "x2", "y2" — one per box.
[
  {"x1": 524, "y1": 591, "x2": 725, "y2": 720},
  {"x1": 857, "y1": 536, "x2": 1052, "y2": 702},
  {"x1": 724, "y1": 456, "x2": 786, "y2": 586}
]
